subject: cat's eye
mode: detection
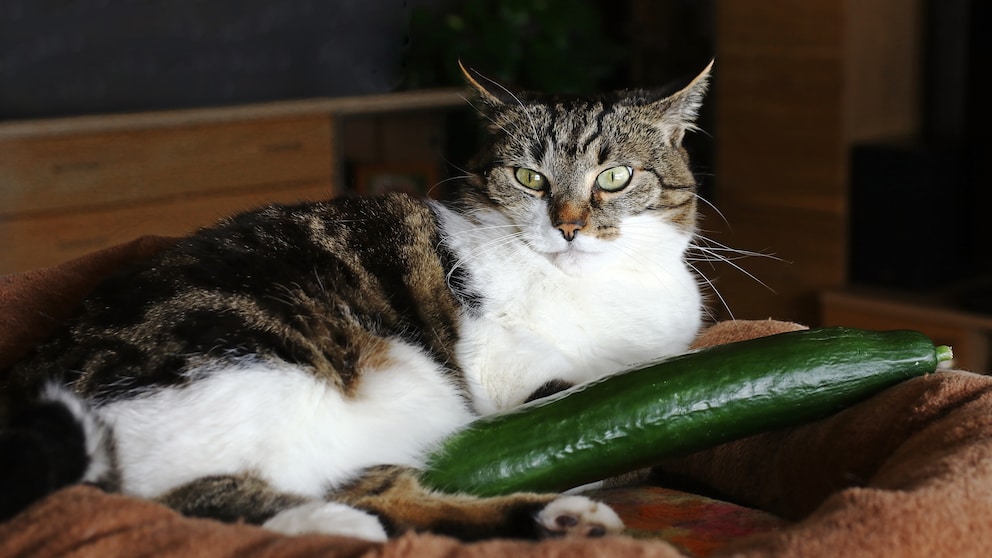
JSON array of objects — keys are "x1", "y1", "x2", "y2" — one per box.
[
  {"x1": 514, "y1": 167, "x2": 546, "y2": 191},
  {"x1": 596, "y1": 166, "x2": 633, "y2": 192}
]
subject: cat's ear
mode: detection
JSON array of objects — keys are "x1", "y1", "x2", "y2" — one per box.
[
  {"x1": 650, "y1": 60, "x2": 713, "y2": 145},
  {"x1": 458, "y1": 60, "x2": 517, "y2": 108}
]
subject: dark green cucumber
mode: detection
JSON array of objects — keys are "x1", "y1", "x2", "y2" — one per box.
[{"x1": 421, "y1": 327, "x2": 951, "y2": 497}]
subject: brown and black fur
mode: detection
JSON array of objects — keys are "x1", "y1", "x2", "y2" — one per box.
[
  {"x1": 8, "y1": 195, "x2": 466, "y2": 405},
  {"x1": 159, "y1": 466, "x2": 573, "y2": 541}
]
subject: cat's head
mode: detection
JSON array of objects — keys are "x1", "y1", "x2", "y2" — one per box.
[{"x1": 460, "y1": 62, "x2": 711, "y2": 272}]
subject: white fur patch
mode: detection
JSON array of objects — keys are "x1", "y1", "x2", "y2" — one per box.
[
  {"x1": 433, "y1": 203, "x2": 702, "y2": 414},
  {"x1": 97, "y1": 340, "x2": 475, "y2": 499},
  {"x1": 538, "y1": 495, "x2": 625, "y2": 537},
  {"x1": 262, "y1": 501, "x2": 388, "y2": 540}
]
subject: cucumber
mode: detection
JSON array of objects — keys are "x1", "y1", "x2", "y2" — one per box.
[{"x1": 421, "y1": 327, "x2": 952, "y2": 497}]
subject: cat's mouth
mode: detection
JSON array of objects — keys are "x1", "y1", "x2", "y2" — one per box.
[
  {"x1": 517, "y1": 218, "x2": 613, "y2": 270},
  {"x1": 536, "y1": 234, "x2": 613, "y2": 272},
  {"x1": 534, "y1": 234, "x2": 604, "y2": 255}
]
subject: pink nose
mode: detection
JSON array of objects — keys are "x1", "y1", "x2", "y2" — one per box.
[{"x1": 556, "y1": 222, "x2": 584, "y2": 241}]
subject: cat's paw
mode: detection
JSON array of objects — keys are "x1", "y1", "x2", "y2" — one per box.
[
  {"x1": 536, "y1": 495, "x2": 624, "y2": 538},
  {"x1": 263, "y1": 501, "x2": 388, "y2": 541}
]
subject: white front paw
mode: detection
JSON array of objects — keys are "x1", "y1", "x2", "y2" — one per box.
[
  {"x1": 263, "y1": 501, "x2": 388, "y2": 541},
  {"x1": 537, "y1": 495, "x2": 624, "y2": 538}
]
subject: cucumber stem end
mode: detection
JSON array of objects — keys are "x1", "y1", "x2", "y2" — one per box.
[{"x1": 935, "y1": 345, "x2": 954, "y2": 364}]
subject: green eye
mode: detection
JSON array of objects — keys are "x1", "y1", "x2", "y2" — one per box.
[
  {"x1": 514, "y1": 167, "x2": 546, "y2": 191},
  {"x1": 596, "y1": 166, "x2": 633, "y2": 192}
]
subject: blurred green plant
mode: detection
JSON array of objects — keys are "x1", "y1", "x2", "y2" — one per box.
[{"x1": 405, "y1": 0, "x2": 627, "y2": 93}]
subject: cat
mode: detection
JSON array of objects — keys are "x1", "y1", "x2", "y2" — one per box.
[{"x1": 0, "y1": 61, "x2": 711, "y2": 541}]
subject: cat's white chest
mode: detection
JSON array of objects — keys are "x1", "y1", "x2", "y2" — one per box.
[{"x1": 441, "y1": 208, "x2": 702, "y2": 413}]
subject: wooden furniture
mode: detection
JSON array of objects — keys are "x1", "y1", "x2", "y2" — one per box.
[
  {"x1": 704, "y1": 0, "x2": 922, "y2": 324},
  {"x1": 0, "y1": 90, "x2": 466, "y2": 274}
]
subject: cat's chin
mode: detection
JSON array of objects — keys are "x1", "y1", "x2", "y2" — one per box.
[
  {"x1": 524, "y1": 233, "x2": 614, "y2": 274},
  {"x1": 544, "y1": 246, "x2": 613, "y2": 275}
]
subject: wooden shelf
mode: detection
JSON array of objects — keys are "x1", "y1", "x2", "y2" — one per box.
[
  {"x1": 0, "y1": 89, "x2": 467, "y2": 140},
  {"x1": 0, "y1": 89, "x2": 467, "y2": 274}
]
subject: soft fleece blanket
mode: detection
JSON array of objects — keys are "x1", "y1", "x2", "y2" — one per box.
[{"x1": 2, "y1": 236, "x2": 992, "y2": 557}]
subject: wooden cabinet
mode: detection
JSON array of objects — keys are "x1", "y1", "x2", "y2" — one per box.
[
  {"x1": 0, "y1": 90, "x2": 464, "y2": 274},
  {"x1": 703, "y1": 0, "x2": 922, "y2": 324}
]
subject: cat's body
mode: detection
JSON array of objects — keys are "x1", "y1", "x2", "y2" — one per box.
[{"x1": 1, "y1": 63, "x2": 710, "y2": 540}]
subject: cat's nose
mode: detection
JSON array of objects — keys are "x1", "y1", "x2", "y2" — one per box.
[
  {"x1": 552, "y1": 201, "x2": 588, "y2": 242},
  {"x1": 556, "y1": 221, "x2": 584, "y2": 242}
]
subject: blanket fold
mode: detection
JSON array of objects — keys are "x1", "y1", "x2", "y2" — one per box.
[{"x1": 2, "y1": 238, "x2": 991, "y2": 557}]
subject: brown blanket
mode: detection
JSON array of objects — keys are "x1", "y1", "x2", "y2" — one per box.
[{"x1": 2, "y1": 237, "x2": 992, "y2": 557}]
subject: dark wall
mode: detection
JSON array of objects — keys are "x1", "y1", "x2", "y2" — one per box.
[{"x1": 0, "y1": 0, "x2": 410, "y2": 119}]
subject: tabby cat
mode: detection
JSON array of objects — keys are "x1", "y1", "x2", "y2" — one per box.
[{"x1": 0, "y1": 62, "x2": 711, "y2": 541}]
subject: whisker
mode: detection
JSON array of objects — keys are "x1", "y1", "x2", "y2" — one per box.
[
  {"x1": 444, "y1": 231, "x2": 527, "y2": 286},
  {"x1": 461, "y1": 224, "x2": 523, "y2": 233},
  {"x1": 427, "y1": 174, "x2": 473, "y2": 197},
  {"x1": 467, "y1": 102, "x2": 534, "y2": 156},
  {"x1": 614, "y1": 233, "x2": 732, "y2": 322},
  {"x1": 614, "y1": 224, "x2": 781, "y2": 316},
  {"x1": 687, "y1": 247, "x2": 777, "y2": 269},
  {"x1": 692, "y1": 247, "x2": 777, "y2": 294},
  {"x1": 609, "y1": 237, "x2": 694, "y2": 297},
  {"x1": 691, "y1": 235, "x2": 786, "y2": 265},
  {"x1": 440, "y1": 158, "x2": 474, "y2": 178},
  {"x1": 686, "y1": 261, "x2": 733, "y2": 321},
  {"x1": 610, "y1": 236, "x2": 729, "y2": 325},
  {"x1": 693, "y1": 193, "x2": 732, "y2": 231},
  {"x1": 475, "y1": 75, "x2": 540, "y2": 139},
  {"x1": 482, "y1": 113, "x2": 527, "y2": 149}
]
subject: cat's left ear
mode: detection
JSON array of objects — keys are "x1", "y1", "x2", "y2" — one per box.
[
  {"x1": 651, "y1": 60, "x2": 713, "y2": 145},
  {"x1": 459, "y1": 60, "x2": 517, "y2": 108}
]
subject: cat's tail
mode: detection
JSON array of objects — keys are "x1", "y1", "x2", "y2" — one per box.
[{"x1": 0, "y1": 383, "x2": 116, "y2": 521}]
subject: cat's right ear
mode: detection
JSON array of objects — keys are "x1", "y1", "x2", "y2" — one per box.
[
  {"x1": 458, "y1": 61, "x2": 515, "y2": 108},
  {"x1": 650, "y1": 60, "x2": 713, "y2": 145}
]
